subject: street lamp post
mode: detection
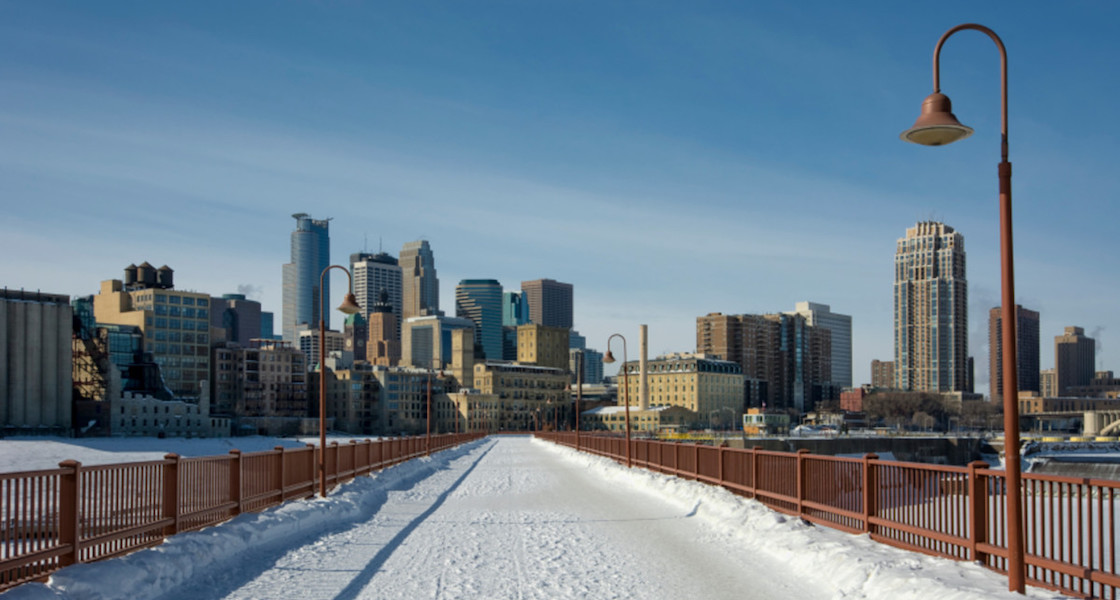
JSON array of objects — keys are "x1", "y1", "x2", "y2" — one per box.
[
  {"x1": 318, "y1": 265, "x2": 361, "y2": 499},
  {"x1": 603, "y1": 334, "x2": 631, "y2": 468},
  {"x1": 575, "y1": 350, "x2": 583, "y2": 452},
  {"x1": 900, "y1": 23, "x2": 1024, "y2": 594},
  {"x1": 426, "y1": 360, "x2": 432, "y2": 456}
]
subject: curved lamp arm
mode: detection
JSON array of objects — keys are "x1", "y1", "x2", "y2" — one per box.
[{"x1": 932, "y1": 23, "x2": 1008, "y2": 161}]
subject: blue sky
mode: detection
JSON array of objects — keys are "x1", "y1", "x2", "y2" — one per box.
[{"x1": 2, "y1": 2, "x2": 1118, "y2": 389}]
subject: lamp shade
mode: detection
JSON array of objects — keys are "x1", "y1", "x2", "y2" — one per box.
[
  {"x1": 603, "y1": 350, "x2": 616, "y2": 364},
  {"x1": 901, "y1": 92, "x2": 973, "y2": 146},
  {"x1": 338, "y1": 292, "x2": 362, "y2": 315}
]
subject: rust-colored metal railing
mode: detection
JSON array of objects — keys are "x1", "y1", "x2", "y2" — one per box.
[
  {"x1": 0, "y1": 432, "x2": 483, "y2": 592},
  {"x1": 538, "y1": 432, "x2": 1120, "y2": 599}
]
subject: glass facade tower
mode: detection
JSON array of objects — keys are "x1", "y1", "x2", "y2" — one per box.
[
  {"x1": 282, "y1": 213, "x2": 330, "y2": 342},
  {"x1": 456, "y1": 279, "x2": 503, "y2": 360}
]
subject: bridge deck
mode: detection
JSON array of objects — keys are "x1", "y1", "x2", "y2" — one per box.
[{"x1": 155, "y1": 435, "x2": 815, "y2": 600}]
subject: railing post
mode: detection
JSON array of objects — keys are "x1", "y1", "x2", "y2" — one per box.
[
  {"x1": 329, "y1": 442, "x2": 339, "y2": 491},
  {"x1": 363, "y1": 439, "x2": 372, "y2": 475},
  {"x1": 863, "y1": 453, "x2": 879, "y2": 535},
  {"x1": 58, "y1": 459, "x2": 81, "y2": 567},
  {"x1": 693, "y1": 444, "x2": 700, "y2": 481},
  {"x1": 718, "y1": 445, "x2": 725, "y2": 488},
  {"x1": 276, "y1": 446, "x2": 289, "y2": 501},
  {"x1": 348, "y1": 440, "x2": 358, "y2": 481},
  {"x1": 229, "y1": 450, "x2": 242, "y2": 516},
  {"x1": 162, "y1": 453, "x2": 180, "y2": 537},
  {"x1": 796, "y1": 448, "x2": 810, "y2": 519},
  {"x1": 968, "y1": 460, "x2": 991, "y2": 564},
  {"x1": 751, "y1": 446, "x2": 763, "y2": 499}
]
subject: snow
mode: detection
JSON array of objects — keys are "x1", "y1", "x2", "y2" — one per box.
[{"x1": 1, "y1": 436, "x2": 1073, "y2": 599}]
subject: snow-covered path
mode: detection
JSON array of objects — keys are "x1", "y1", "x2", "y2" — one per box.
[{"x1": 162, "y1": 435, "x2": 812, "y2": 600}]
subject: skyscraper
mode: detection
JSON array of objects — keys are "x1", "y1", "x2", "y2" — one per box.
[
  {"x1": 696, "y1": 312, "x2": 833, "y2": 412},
  {"x1": 210, "y1": 293, "x2": 262, "y2": 346},
  {"x1": 400, "y1": 240, "x2": 439, "y2": 320},
  {"x1": 893, "y1": 222, "x2": 968, "y2": 392},
  {"x1": 502, "y1": 291, "x2": 529, "y2": 327},
  {"x1": 1055, "y1": 326, "x2": 1095, "y2": 395},
  {"x1": 367, "y1": 290, "x2": 401, "y2": 367},
  {"x1": 282, "y1": 213, "x2": 330, "y2": 342},
  {"x1": 521, "y1": 279, "x2": 573, "y2": 329},
  {"x1": 351, "y1": 252, "x2": 403, "y2": 329},
  {"x1": 456, "y1": 279, "x2": 503, "y2": 360},
  {"x1": 790, "y1": 301, "x2": 852, "y2": 389},
  {"x1": 988, "y1": 305, "x2": 1040, "y2": 402}
]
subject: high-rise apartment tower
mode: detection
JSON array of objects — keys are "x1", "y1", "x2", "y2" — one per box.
[
  {"x1": 893, "y1": 222, "x2": 968, "y2": 392},
  {"x1": 988, "y1": 305, "x2": 1040, "y2": 402},
  {"x1": 1055, "y1": 326, "x2": 1095, "y2": 395},
  {"x1": 697, "y1": 312, "x2": 832, "y2": 413}
]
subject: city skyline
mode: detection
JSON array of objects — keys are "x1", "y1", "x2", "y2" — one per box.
[{"x1": 3, "y1": 3, "x2": 1119, "y2": 387}]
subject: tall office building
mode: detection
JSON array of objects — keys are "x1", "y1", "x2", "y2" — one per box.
[
  {"x1": 789, "y1": 301, "x2": 852, "y2": 389},
  {"x1": 401, "y1": 314, "x2": 475, "y2": 369},
  {"x1": 893, "y1": 222, "x2": 968, "y2": 392},
  {"x1": 351, "y1": 252, "x2": 403, "y2": 328},
  {"x1": 988, "y1": 305, "x2": 1040, "y2": 402},
  {"x1": 521, "y1": 279, "x2": 573, "y2": 329},
  {"x1": 570, "y1": 348, "x2": 604, "y2": 385},
  {"x1": 400, "y1": 240, "x2": 439, "y2": 320},
  {"x1": 503, "y1": 291, "x2": 529, "y2": 327},
  {"x1": 456, "y1": 279, "x2": 504, "y2": 360},
  {"x1": 295, "y1": 325, "x2": 345, "y2": 371},
  {"x1": 501, "y1": 291, "x2": 529, "y2": 360},
  {"x1": 1055, "y1": 326, "x2": 1095, "y2": 395},
  {"x1": 94, "y1": 264, "x2": 211, "y2": 399},
  {"x1": 261, "y1": 311, "x2": 278, "y2": 340},
  {"x1": 517, "y1": 324, "x2": 570, "y2": 371},
  {"x1": 697, "y1": 312, "x2": 832, "y2": 412},
  {"x1": 282, "y1": 213, "x2": 331, "y2": 342},
  {"x1": 210, "y1": 294, "x2": 262, "y2": 346},
  {"x1": 367, "y1": 290, "x2": 401, "y2": 367}
]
